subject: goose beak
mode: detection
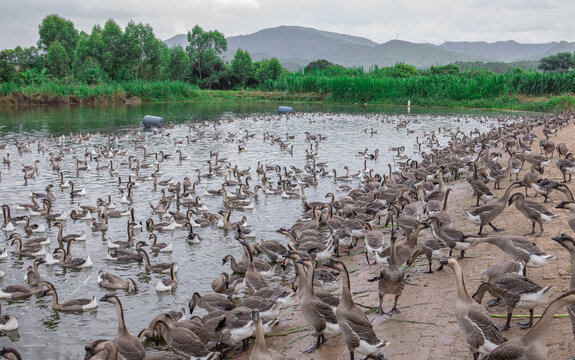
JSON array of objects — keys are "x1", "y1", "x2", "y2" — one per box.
[{"x1": 555, "y1": 202, "x2": 566, "y2": 209}]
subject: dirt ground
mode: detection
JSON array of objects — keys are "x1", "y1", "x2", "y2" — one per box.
[{"x1": 232, "y1": 119, "x2": 575, "y2": 360}]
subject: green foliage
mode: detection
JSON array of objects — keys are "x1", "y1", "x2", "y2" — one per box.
[
  {"x1": 430, "y1": 64, "x2": 459, "y2": 75},
  {"x1": 538, "y1": 52, "x2": 575, "y2": 73},
  {"x1": 37, "y1": 14, "x2": 79, "y2": 59},
  {"x1": 45, "y1": 40, "x2": 70, "y2": 78},
  {"x1": 74, "y1": 58, "x2": 107, "y2": 84},
  {"x1": 454, "y1": 60, "x2": 539, "y2": 73},
  {"x1": 186, "y1": 25, "x2": 227, "y2": 85},
  {"x1": 549, "y1": 95, "x2": 575, "y2": 111},
  {"x1": 230, "y1": 49, "x2": 254, "y2": 89},
  {"x1": 18, "y1": 68, "x2": 51, "y2": 86},
  {"x1": 389, "y1": 63, "x2": 418, "y2": 78},
  {"x1": 166, "y1": 46, "x2": 191, "y2": 81},
  {"x1": 304, "y1": 59, "x2": 341, "y2": 73},
  {"x1": 255, "y1": 58, "x2": 285, "y2": 84},
  {"x1": 101, "y1": 19, "x2": 129, "y2": 80}
]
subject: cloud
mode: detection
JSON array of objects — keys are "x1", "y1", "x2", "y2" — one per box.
[{"x1": 1, "y1": 0, "x2": 574, "y2": 50}]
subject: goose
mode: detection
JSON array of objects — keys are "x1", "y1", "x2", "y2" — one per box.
[
  {"x1": 464, "y1": 181, "x2": 523, "y2": 235},
  {"x1": 211, "y1": 272, "x2": 238, "y2": 297},
  {"x1": 69, "y1": 181, "x2": 86, "y2": 197},
  {"x1": 551, "y1": 233, "x2": 575, "y2": 347},
  {"x1": 375, "y1": 222, "x2": 430, "y2": 266},
  {"x1": 466, "y1": 235, "x2": 554, "y2": 275},
  {"x1": 16, "y1": 194, "x2": 40, "y2": 211},
  {"x1": 24, "y1": 258, "x2": 46, "y2": 286},
  {"x1": 188, "y1": 292, "x2": 236, "y2": 313},
  {"x1": 483, "y1": 289, "x2": 575, "y2": 360},
  {"x1": 97, "y1": 269, "x2": 138, "y2": 292},
  {"x1": 426, "y1": 216, "x2": 471, "y2": 259},
  {"x1": 238, "y1": 296, "x2": 281, "y2": 321},
  {"x1": 184, "y1": 222, "x2": 202, "y2": 244},
  {"x1": 238, "y1": 240, "x2": 268, "y2": 294},
  {"x1": 466, "y1": 161, "x2": 495, "y2": 206},
  {"x1": 472, "y1": 274, "x2": 552, "y2": 330},
  {"x1": 293, "y1": 258, "x2": 339, "y2": 352},
  {"x1": 40, "y1": 284, "x2": 98, "y2": 311},
  {"x1": 99, "y1": 294, "x2": 147, "y2": 360},
  {"x1": 53, "y1": 222, "x2": 86, "y2": 243},
  {"x1": 153, "y1": 318, "x2": 218, "y2": 359},
  {"x1": 145, "y1": 218, "x2": 178, "y2": 231},
  {"x1": 0, "y1": 280, "x2": 49, "y2": 299},
  {"x1": 364, "y1": 222, "x2": 384, "y2": 265},
  {"x1": 84, "y1": 339, "x2": 188, "y2": 360},
  {"x1": 252, "y1": 239, "x2": 288, "y2": 262},
  {"x1": 322, "y1": 258, "x2": 389, "y2": 360},
  {"x1": 249, "y1": 309, "x2": 281, "y2": 360},
  {"x1": 10, "y1": 237, "x2": 45, "y2": 257},
  {"x1": 0, "y1": 347, "x2": 22, "y2": 360},
  {"x1": 58, "y1": 171, "x2": 70, "y2": 188},
  {"x1": 432, "y1": 187, "x2": 453, "y2": 226},
  {"x1": 148, "y1": 234, "x2": 173, "y2": 253},
  {"x1": 139, "y1": 248, "x2": 175, "y2": 274},
  {"x1": 556, "y1": 152, "x2": 575, "y2": 182},
  {"x1": 53, "y1": 247, "x2": 92, "y2": 268},
  {"x1": 1, "y1": 205, "x2": 15, "y2": 232},
  {"x1": 483, "y1": 260, "x2": 526, "y2": 307},
  {"x1": 91, "y1": 218, "x2": 108, "y2": 232},
  {"x1": 0, "y1": 303, "x2": 19, "y2": 331},
  {"x1": 108, "y1": 244, "x2": 145, "y2": 263},
  {"x1": 439, "y1": 256, "x2": 507, "y2": 359},
  {"x1": 508, "y1": 192, "x2": 558, "y2": 237},
  {"x1": 156, "y1": 263, "x2": 178, "y2": 292},
  {"x1": 70, "y1": 209, "x2": 92, "y2": 220},
  {"x1": 368, "y1": 229, "x2": 405, "y2": 315}
]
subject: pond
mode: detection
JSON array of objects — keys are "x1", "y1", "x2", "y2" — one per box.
[{"x1": 0, "y1": 101, "x2": 523, "y2": 358}]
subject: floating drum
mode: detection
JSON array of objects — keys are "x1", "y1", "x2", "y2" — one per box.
[
  {"x1": 278, "y1": 106, "x2": 294, "y2": 114},
  {"x1": 142, "y1": 115, "x2": 166, "y2": 128}
]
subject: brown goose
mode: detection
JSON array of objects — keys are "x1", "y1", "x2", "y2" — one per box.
[
  {"x1": 466, "y1": 161, "x2": 495, "y2": 206},
  {"x1": 84, "y1": 339, "x2": 188, "y2": 360},
  {"x1": 472, "y1": 274, "x2": 552, "y2": 330},
  {"x1": 188, "y1": 292, "x2": 235, "y2": 313},
  {"x1": 40, "y1": 283, "x2": 98, "y2": 311},
  {"x1": 323, "y1": 258, "x2": 389, "y2": 360},
  {"x1": 368, "y1": 229, "x2": 404, "y2": 316},
  {"x1": 294, "y1": 258, "x2": 339, "y2": 353},
  {"x1": 483, "y1": 290, "x2": 575, "y2": 360},
  {"x1": 152, "y1": 318, "x2": 218, "y2": 358},
  {"x1": 555, "y1": 200, "x2": 575, "y2": 233},
  {"x1": 138, "y1": 248, "x2": 175, "y2": 274},
  {"x1": 97, "y1": 269, "x2": 138, "y2": 292},
  {"x1": 99, "y1": 294, "x2": 146, "y2": 360},
  {"x1": 551, "y1": 233, "x2": 575, "y2": 350},
  {"x1": 239, "y1": 240, "x2": 268, "y2": 294},
  {"x1": 508, "y1": 192, "x2": 558, "y2": 237},
  {"x1": 249, "y1": 309, "x2": 281, "y2": 360},
  {"x1": 0, "y1": 347, "x2": 22, "y2": 360},
  {"x1": 24, "y1": 258, "x2": 45, "y2": 286},
  {"x1": 464, "y1": 181, "x2": 523, "y2": 235},
  {"x1": 439, "y1": 257, "x2": 506, "y2": 359},
  {"x1": 375, "y1": 222, "x2": 429, "y2": 266}
]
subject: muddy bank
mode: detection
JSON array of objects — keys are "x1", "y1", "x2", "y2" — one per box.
[{"x1": 232, "y1": 119, "x2": 575, "y2": 360}]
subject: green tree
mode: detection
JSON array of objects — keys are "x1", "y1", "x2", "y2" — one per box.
[
  {"x1": 0, "y1": 49, "x2": 18, "y2": 82},
  {"x1": 186, "y1": 25, "x2": 227, "y2": 84},
  {"x1": 255, "y1": 58, "x2": 285, "y2": 84},
  {"x1": 45, "y1": 40, "x2": 70, "y2": 78},
  {"x1": 305, "y1": 59, "x2": 336, "y2": 72},
  {"x1": 538, "y1": 52, "x2": 574, "y2": 73},
  {"x1": 166, "y1": 46, "x2": 191, "y2": 81},
  {"x1": 430, "y1": 64, "x2": 459, "y2": 75},
  {"x1": 124, "y1": 21, "x2": 164, "y2": 80},
  {"x1": 37, "y1": 14, "x2": 78, "y2": 60},
  {"x1": 230, "y1": 48, "x2": 254, "y2": 88},
  {"x1": 101, "y1": 19, "x2": 128, "y2": 80},
  {"x1": 390, "y1": 63, "x2": 418, "y2": 77}
]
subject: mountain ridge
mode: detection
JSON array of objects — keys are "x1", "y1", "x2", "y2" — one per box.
[{"x1": 163, "y1": 25, "x2": 574, "y2": 71}]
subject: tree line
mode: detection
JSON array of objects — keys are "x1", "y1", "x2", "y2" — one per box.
[{"x1": 0, "y1": 15, "x2": 285, "y2": 90}]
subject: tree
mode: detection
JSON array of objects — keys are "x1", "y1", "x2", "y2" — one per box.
[
  {"x1": 45, "y1": 40, "x2": 70, "y2": 78},
  {"x1": 230, "y1": 49, "x2": 254, "y2": 88},
  {"x1": 38, "y1": 14, "x2": 78, "y2": 60},
  {"x1": 166, "y1": 46, "x2": 191, "y2": 81},
  {"x1": 538, "y1": 52, "x2": 574, "y2": 73},
  {"x1": 255, "y1": 58, "x2": 285, "y2": 84},
  {"x1": 389, "y1": 63, "x2": 418, "y2": 77},
  {"x1": 186, "y1": 25, "x2": 227, "y2": 84},
  {"x1": 101, "y1": 19, "x2": 128, "y2": 80},
  {"x1": 124, "y1": 21, "x2": 164, "y2": 80},
  {"x1": 430, "y1": 64, "x2": 459, "y2": 75},
  {"x1": 305, "y1": 59, "x2": 336, "y2": 72}
]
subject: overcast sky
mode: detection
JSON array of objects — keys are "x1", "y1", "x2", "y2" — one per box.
[{"x1": 1, "y1": 0, "x2": 574, "y2": 50}]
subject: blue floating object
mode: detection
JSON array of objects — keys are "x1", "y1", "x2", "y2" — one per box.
[
  {"x1": 142, "y1": 115, "x2": 166, "y2": 128},
  {"x1": 278, "y1": 106, "x2": 294, "y2": 114}
]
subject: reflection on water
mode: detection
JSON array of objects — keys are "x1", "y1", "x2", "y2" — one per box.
[{"x1": 0, "y1": 102, "x2": 522, "y2": 358}]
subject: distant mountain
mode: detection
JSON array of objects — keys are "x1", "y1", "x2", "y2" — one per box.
[
  {"x1": 163, "y1": 26, "x2": 571, "y2": 71},
  {"x1": 439, "y1": 41, "x2": 558, "y2": 62}
]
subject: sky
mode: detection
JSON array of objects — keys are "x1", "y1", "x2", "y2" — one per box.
[{"x1": 1, "y1": 0, "x2": 575, "y2": 50}]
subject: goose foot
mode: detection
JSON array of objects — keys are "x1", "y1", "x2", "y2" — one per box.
[
  {"x1": 518, "y1": 320, "x2": 533, "y2": 329},
  {"x1": 487, "y1": 298, "x2": 501, "y2": 307},
  {"x1": 498, "y1": 324, "x2": 510, "y2": 331},
  {"x1": 493, "y1": 228, "x2": 505, "y2": 232},
  {"x1": 524, "y1": 232, "x2": 536, "y2": 236},
  {"x1": 386, "y1": 307, "x2": 401, "y2": 316}
]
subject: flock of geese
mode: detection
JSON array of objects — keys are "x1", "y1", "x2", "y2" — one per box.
[{"x1": 0, "y1": 111, "x2": 575, "y2": 359}]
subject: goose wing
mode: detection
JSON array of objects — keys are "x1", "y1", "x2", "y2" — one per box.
[
  {"x1": 115, "y1": 333, "x2": 146, "y2": 360},
  {"x1": 522, "y1": 199, "x2": 555, "y2": 216},
  {"x1": 510, "y1": 238, "x2": 545, "y2": 255},
  {"x1": 482, "y1": 338, "x2": 525, "y2": 359},
  {"x1": 466, "y1": 306, "x2": 507, "y2": 346},
  {"x1": 170, "y1": 327, "x2": 209, "y2": 356},
  {"x1": 496, "y1": 274, "x2": 542, "y2": 295},
  {"x1": 339, "y1": 309, "x2": 380, "y2": 345}
]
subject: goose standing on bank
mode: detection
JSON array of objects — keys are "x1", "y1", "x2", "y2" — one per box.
[
  {"x1": 99, "y1": 294, "x2": 146, "y2": 360},
  {"x1": 483, "y1": 290, "x2": 575, "y2": 360},
  {"x1": 323, "y1": 258, "x2": 389, "y2": 360},
  {"x1": 508, "y1": 192, "x2": 558, "y2": 237},
  {"x1": 464, "y1": 181, "x2": 523, "y2": 235},
  {"x1": 439, "y1": 256, "x2": 506, "y2": 359},
  {"x1": 368, "y1": 229, "x2": 404, "y2": 316},
  {"x1": 551, "y1": 233, "x2": 575, "y2": 350},
  {"x1": 554, "y1": 200, "x2": 575, "y2": 233},
  {"x1": 249, "y1": 309, "x2": 281, "y2": 360}
]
